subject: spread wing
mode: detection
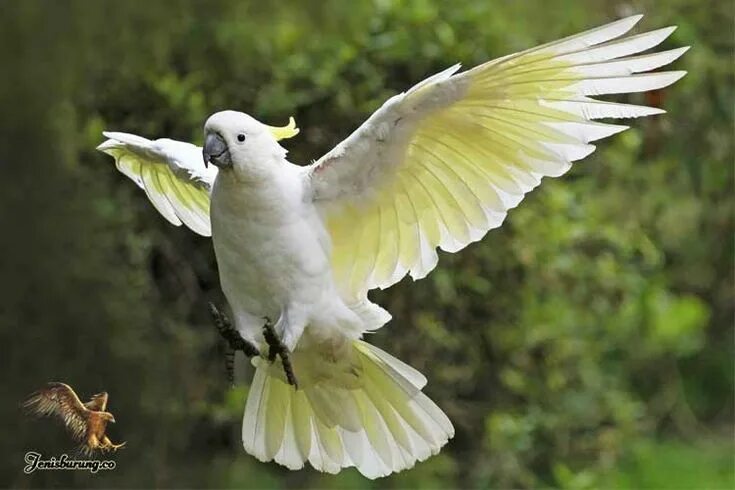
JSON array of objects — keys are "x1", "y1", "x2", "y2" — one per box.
[
  {"x1": 306, "y1": 15, "x2": 687, "y2": 298},
  {"x1": 97, "y1": 119, "x2": 300, "y2": 237},
  {"x1": 84, "y1": 392, "x2": 108, "y2": 412},
  {"x1": 23, "y1": 382, "x2": 90, "y2": 441},
  {"x1": 97, "y1": 132, "x2": 217, "y2": 236}
]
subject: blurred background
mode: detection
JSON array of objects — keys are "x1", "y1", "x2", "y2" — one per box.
[{"x1": 0, "y1": 0, "x2": 732, "y2": 488}]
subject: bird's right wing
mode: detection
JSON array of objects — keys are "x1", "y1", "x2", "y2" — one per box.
[
  {"x1": 23, "y1": 382, "x2": 90, "y2": 441},
  {"x1": 84, "y1": 392, "x2": 109, "y2": 412},
  {"x1": 98, "y1": 118, "x2": 300, "y2": 237},
  {"x1": 97, "y1": 132, "x2": 217, "y2": 236}
]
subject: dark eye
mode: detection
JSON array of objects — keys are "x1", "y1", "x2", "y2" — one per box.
[{"x1": 237, "y1": 133, "x2": 246, "y2": 142}]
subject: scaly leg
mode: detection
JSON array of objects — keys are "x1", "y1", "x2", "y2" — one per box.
[
  {"x1": 209, "y1": 302, "x2": 259, "y2": 385},
  {"x1": 262, "y1": 317, "x2": 299, "y2": 389}
]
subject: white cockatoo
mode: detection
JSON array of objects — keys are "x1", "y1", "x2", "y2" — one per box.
[{"x1": 98, "y1": 15, "x2": 687, "y2": 478}]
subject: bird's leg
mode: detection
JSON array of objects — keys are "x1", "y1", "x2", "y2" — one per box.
[
  {"x1": 209, "y1": 302, "x2": 259, "y2": 385},
  {"x1": 209, "y1": 303, "x2": 259, "y2": 357},
  {"x1": 224, "y1": 348, "x2": 236, "y2": 386},
  {"x1": 262, "y1": 317, "x2": 299, "y2": 389},
  {"x1": 98, "y1": 438, "x2": 110, "y2": 453},
  {"x1": 86, "y1": 433, "x2": 100, "y2": 456}
]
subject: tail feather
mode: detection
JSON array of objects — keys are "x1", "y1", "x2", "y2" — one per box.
[
  {"x1": 273, "y1": 401, "x2": 302, "y2": 470},
  {"x1": 315, "y1": 416, "x2": 344, "y2": 471},
  {"x1": 264, "y1": 377, "x2": 289, "y2": 460},
  {"x1": 341, "y1": 428, "x2": 381, "y2": 477},
  {"x1": 358, "y1": 341, "x2": 427, "y2": 389},
  {"x1": 290, "y1": 389, "x2": 312, "y2": 465},
  {"x1": 241, "y1": 340, "x2": 454, "y2": 479},
  {"x1": 241, "y1": 367, "x2": 271, "y2": 461}
]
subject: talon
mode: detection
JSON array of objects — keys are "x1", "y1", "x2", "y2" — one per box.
[
  {"x1": 262, "y1": 318, "x2": 299, "y2": 389},
  {"x1": 261, "y1": 317, "x2": 279, "y2": 362},
  {"x1": 280, "y1": 351, "x2": 299, "y2": 389},
  {"x1": 209, "y1": 302, "x2": 260, "y2": 385}
]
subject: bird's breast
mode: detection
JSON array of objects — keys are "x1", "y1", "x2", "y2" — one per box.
[{"x1": 210, "y1": 172, "x2": 332, "y2": 318}]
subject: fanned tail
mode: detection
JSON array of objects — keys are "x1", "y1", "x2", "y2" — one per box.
[{"x1": 241, "y1": 340, "x2": 453, "y2": 478}]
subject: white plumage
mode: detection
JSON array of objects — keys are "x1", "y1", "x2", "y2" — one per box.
[{"x1": 97, "y1": 15, "x2": 687, "y2": 478}]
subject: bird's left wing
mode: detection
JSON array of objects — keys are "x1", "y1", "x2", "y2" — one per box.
[
  {"x1": 97, "y1": 132, "x2": 217, "y2": 236},
  {"x1": 306, "y1": 15, "x2": 687, "y2": 298},
  {"x1": 23, "y1": 382, "x2": 90, "y2": 441}
]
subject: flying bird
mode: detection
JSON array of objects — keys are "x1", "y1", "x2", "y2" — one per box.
[
  {"x1": 97, "y1": 15, "x2": 687, "y2": 478},
  {"x1": 23, "y1": 383, "x2": 126, "y2": 455}
]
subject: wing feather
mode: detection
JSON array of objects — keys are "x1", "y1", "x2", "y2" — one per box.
[
  {"x1": 97, "y1": 132, "x2": 216, "y2": 236},
  {"x1": 23, "y1": 383, "x2": 90, "y2": 441},
  {"x1": 307, "y1": 15, "x2": 687, "y2": 297},
  {"x1": 373, "y1": 198, "x2": 400, "y2": 287},
  {"x1": 84, "y1": 392, "x2": 108, "y2": 412}
]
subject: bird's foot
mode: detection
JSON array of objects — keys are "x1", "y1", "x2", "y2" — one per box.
[
  {"x1": 99, "y1": 443, "x2": 125, "y2": 454},
  {"x1": 98, "y1": 439, "x2": 125, "y2": 453},
  {"x1": 107, "y1": 440, "x2": 126, "y2": 451},
  {"x1": 262, "y1": 317, "x2": 299, "y2": 389},
  {"x1": 209, "y1": 302, "x2": 260, "y2": 385}
]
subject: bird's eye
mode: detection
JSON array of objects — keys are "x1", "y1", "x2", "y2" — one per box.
[{"x1": 237, "y1": 133, "x2": 246, "y2": 142}]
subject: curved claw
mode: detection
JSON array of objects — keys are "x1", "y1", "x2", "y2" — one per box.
[
  {"x1": 261, "y1": 317, "x2": 279, "y2": 362},
  {"x1": 210, "y1": 302, "x2": 260, "y2": 385},
  {"x1": 261, "y1": 318, "x2": 299, "y2": 388},
  {"x1": 110, "y1": 441, "x2": 126, "y2": 451}
]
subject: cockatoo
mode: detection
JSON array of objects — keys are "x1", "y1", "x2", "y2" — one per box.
[{"x1": 97, "y1": 15, "x2": 687, "y2": 478}]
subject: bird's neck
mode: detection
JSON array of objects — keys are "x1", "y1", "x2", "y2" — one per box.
[{"x1": 212, "y1": 162, "x2": 305, "y2": 216}]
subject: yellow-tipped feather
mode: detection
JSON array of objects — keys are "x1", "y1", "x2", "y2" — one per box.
[
  {"x1": 97, "y1": 132, "x2": 214, "y2": 236},
  {"x1": 266, "y1": 116, "x2": 300, "y2": 141},
  {"x1": 311, "y1": 15, "x2": 686, "y2": 297},
  {"x1": 240, "y1": 340, "x2": 453, "y2": 479}
]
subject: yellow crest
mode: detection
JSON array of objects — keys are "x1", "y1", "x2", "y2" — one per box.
[{"x1": 266, "y1": 117, "x2": 300, "y2": 141}]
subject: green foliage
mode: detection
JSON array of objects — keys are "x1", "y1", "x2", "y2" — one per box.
[
  {"x1": 0, "y1": 0, "x2": 731, "y2": 488},
  {"x1": 601, "y1": 438, "x2": 735, "y2": 489}
]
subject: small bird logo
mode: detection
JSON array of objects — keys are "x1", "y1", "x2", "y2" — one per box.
[{"x1": 23, "y1": 382, "x2": 126, "y2": 456}]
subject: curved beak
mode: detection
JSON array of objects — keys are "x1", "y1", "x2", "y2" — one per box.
[{"x1": 202, "y1": 133, "x2": 231, "y2": 168}]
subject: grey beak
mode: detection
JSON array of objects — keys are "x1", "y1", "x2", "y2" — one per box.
[{"x1": 202, "y1": 133, "x2": 230, "y2": 168}]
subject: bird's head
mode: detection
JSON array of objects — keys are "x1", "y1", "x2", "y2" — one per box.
[
  {"x1": 102, "y1": 412, "x2": 116, "y2": 424},
  {"x1": 202, "y1": 110, "x2": 299, "y2": 179}
]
